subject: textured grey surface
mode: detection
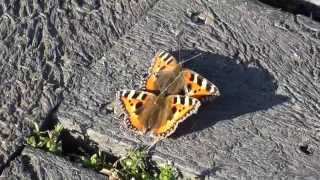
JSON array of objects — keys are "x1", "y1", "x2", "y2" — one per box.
[
  {"x1": 0, "y1": 0, "x2": 155, "y2": 177},
  {"x1": 2, "y1": 147, "x2": 106, "y2": 180},
  {"x1": 305, "y1": 0, "x2": 320, "y2": 6},
  {"x1": 56, "y1": 0, "x2": 320, "y2": 178},
  {"x1": 0, "y1": 0, "x2": 320, "y2": 179},
  {"x1": 0, "y1": 0, "x2": 63, "y2": 167}
]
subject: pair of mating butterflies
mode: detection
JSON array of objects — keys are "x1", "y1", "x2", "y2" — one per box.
[{"x1": 117, "y1": 50, "x2": 220, "y2": 138}]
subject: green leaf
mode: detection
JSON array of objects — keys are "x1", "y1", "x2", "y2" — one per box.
[
  {"x1": 48, "y1": 144, "x2": 57, "y2": 152},
  {"x1": 39, "y1": 136, "x2": 49, "y2": 143},
  {"x1": 27, "y1": 136, "x2": 37, "y2": 147},
  {"x1": 48, "y1": 131, "x2": 53, "y2": 139},
  {"x1": 46, "y1": 140, "x2": 52, "y2": 149},
  {"x1": 159, "y1": 163, "x2": 174, "y2": 180},
  {"x1": 90, "y1": 154, "x2": 98, "y2": 165},
  {"x1": 54, "y1": 124, "x2": 64, "y2": 133},
  {"x1": 36, "y1": 140, "x2": 45, "y2": 147},
  {"x1": 33, "y1": 122, "x2": 40, "y2": 132}
]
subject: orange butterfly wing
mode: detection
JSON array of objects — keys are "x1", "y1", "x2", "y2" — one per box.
[
  {"x1": 182, "y1": 69, "x2": 220, "y2": 100},
  {"x1": 152, "y1": 95, "x2": 201, "y2": 137},
  {"x1": 145, "y1": 51, "x2": 180, "y2": 92},
  {"x1": 117, "y1": 90, "x2": 156, "y2": 133}
]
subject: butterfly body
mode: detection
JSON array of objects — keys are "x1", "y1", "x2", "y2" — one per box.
[
  {"x1": 146, "y1": 69, "x2": 185, "y2": 95},
  {"x1": 117, "y1": 90, "x2": 201, "y2": 137}
]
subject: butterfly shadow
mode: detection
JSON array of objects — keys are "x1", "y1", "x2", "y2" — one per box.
[{"x1": 169, "y1": 49, "x2": 289, "y2": 138}]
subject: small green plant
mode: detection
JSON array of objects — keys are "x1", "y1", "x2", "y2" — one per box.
[
  {"x1": 81, "y1": 151, "x2": 109, "y2": 171},
  {"x1": 159, "y1": 163, "x2": 175, "y2": 180},
  {"x1": 117, "y1": 149, "x2": 156, "y2": 179},
  {"x1": 27, "y1": 122, "x2": 179, "y2": 179},
  {"x1": 26, "y1": 122, "x2": 63, "y2": 154},
  {"x1": 92, "y1": 149, "x2": 178, "y2": 180}
]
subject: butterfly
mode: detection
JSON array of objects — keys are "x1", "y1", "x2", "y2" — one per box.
[
  {"x1": 116, "y1": 90, "x2": 201, "y2": 137},
  {"x1": 143, "y1": 50, "x2": 220, "y2": 101}
]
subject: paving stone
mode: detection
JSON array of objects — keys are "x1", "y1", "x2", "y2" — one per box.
[
  {"x1": 56, "y1": 0, "x2": 320, "y2": 178},
  {"x1": 1, "y1": 0, "x2": 320, "y2": 179},
  {"x1": 2, "y1": 147, "x2": 105, "y2": 180},
  {"x1": 306, "y1": 0, "x2": 320, "y2": 6},
  {"x1": 258, "y1": 0, "x2": 320, "y2": 21},
  {"x1": 0, "y1": 0, "x2": 156, "y2": 171}
]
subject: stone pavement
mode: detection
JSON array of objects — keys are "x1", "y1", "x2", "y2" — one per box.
[
  {"x1": 2, "y1": 147, "x2": 105, "y2": 180},
  {"x1": 1, "y1": 0, "x2": 320, "y2": 179}
]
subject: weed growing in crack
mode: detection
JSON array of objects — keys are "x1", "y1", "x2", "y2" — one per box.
[
  {"x1": 159, "y1": 163, "x2": 176, "y2": 180},
  {"x1": 26, "y1": 122, "x2": 63, "y2": 154},
  {"x1": 81, "y1": 150, "x2": 109, "y2": 171},
  {"x1": 116, "y1": 149, "x2": 157, "y2": 179},
  {"x1": 83, "y1": 149, "x2": 179, "y2": 180},
  {"x1": 27, "y1": 123, "x2": 178, "y2": 179}
]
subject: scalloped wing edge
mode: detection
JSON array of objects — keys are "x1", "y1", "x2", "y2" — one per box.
[
  {"x1": 115, "y1": 90, "x2": 146, "y2": 135},
  {"x1": 153, "y1": 96, "x2": 201, "y2": 138}
]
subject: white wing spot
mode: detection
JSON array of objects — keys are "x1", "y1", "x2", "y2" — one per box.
[
  {"x1": 201, "y1": 79, "x2": 207, "y2": 90},
  {"x1": 128, "y1": 90, "x2": 135, "y2": 98},
  {"x1": 166, "y1": 56, "x2": 173, "y2": 62},
  {"x1": 194, "y1": 74, "x2": 198, "y2": 83},
  {"x1": 185, "y1": 96, "x2": 189, "y2": 105},
  {"x1": 210, "y1": 86, "x2": 215, "y2": 93},
  {"x1": 138, "y1": 93, "x2": 144, "y2": 100},
  {"x1": 161, "y1": 52, "x2": 169, "y2": 60},
  {"x1": 122, "y1": 90, "x2": 127, "y2": 96},
  {"x1": 159, "y1": 51, "x2": 166, "y2": 57},
  {"x1": 176, "y1": 96, "x2": 181, "y2": 104}
]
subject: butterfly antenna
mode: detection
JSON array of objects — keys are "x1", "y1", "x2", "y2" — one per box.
[
  {"x1": 154, "y1": 54, "x2": 202, "y2": 100},
  {"x1": 154, "y1": 27, "x2": 186, "y2": 101},
  {"x1": 153, "y1": 51, "x2": 201, "y2": 103},
  {"x1": 179, "y1": 52, "x2": 203, "y2": 65},
  {"x1": 157, "y1": 52, "x2": 203, "y2": 101},
  {"x1": 175, "y1": 22, "x2": 184, "y2": 62},
  {"x1": 178, "y1": 35, "x2": 181, "y2": 64},
  {"x1": 154, "y1": 72, "x2": 184, "y2": 103},
  {"x1": 146, "y1": 137, "x2": 164, "y2": 152}
]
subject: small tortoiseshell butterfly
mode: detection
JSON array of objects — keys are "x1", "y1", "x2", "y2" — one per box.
[
  {"x1": 143, "y1": 50, "x2": 220, "y2": 101},
  {"x1": 116, "y1": 90, "x2": 201, "y2": 137}
]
